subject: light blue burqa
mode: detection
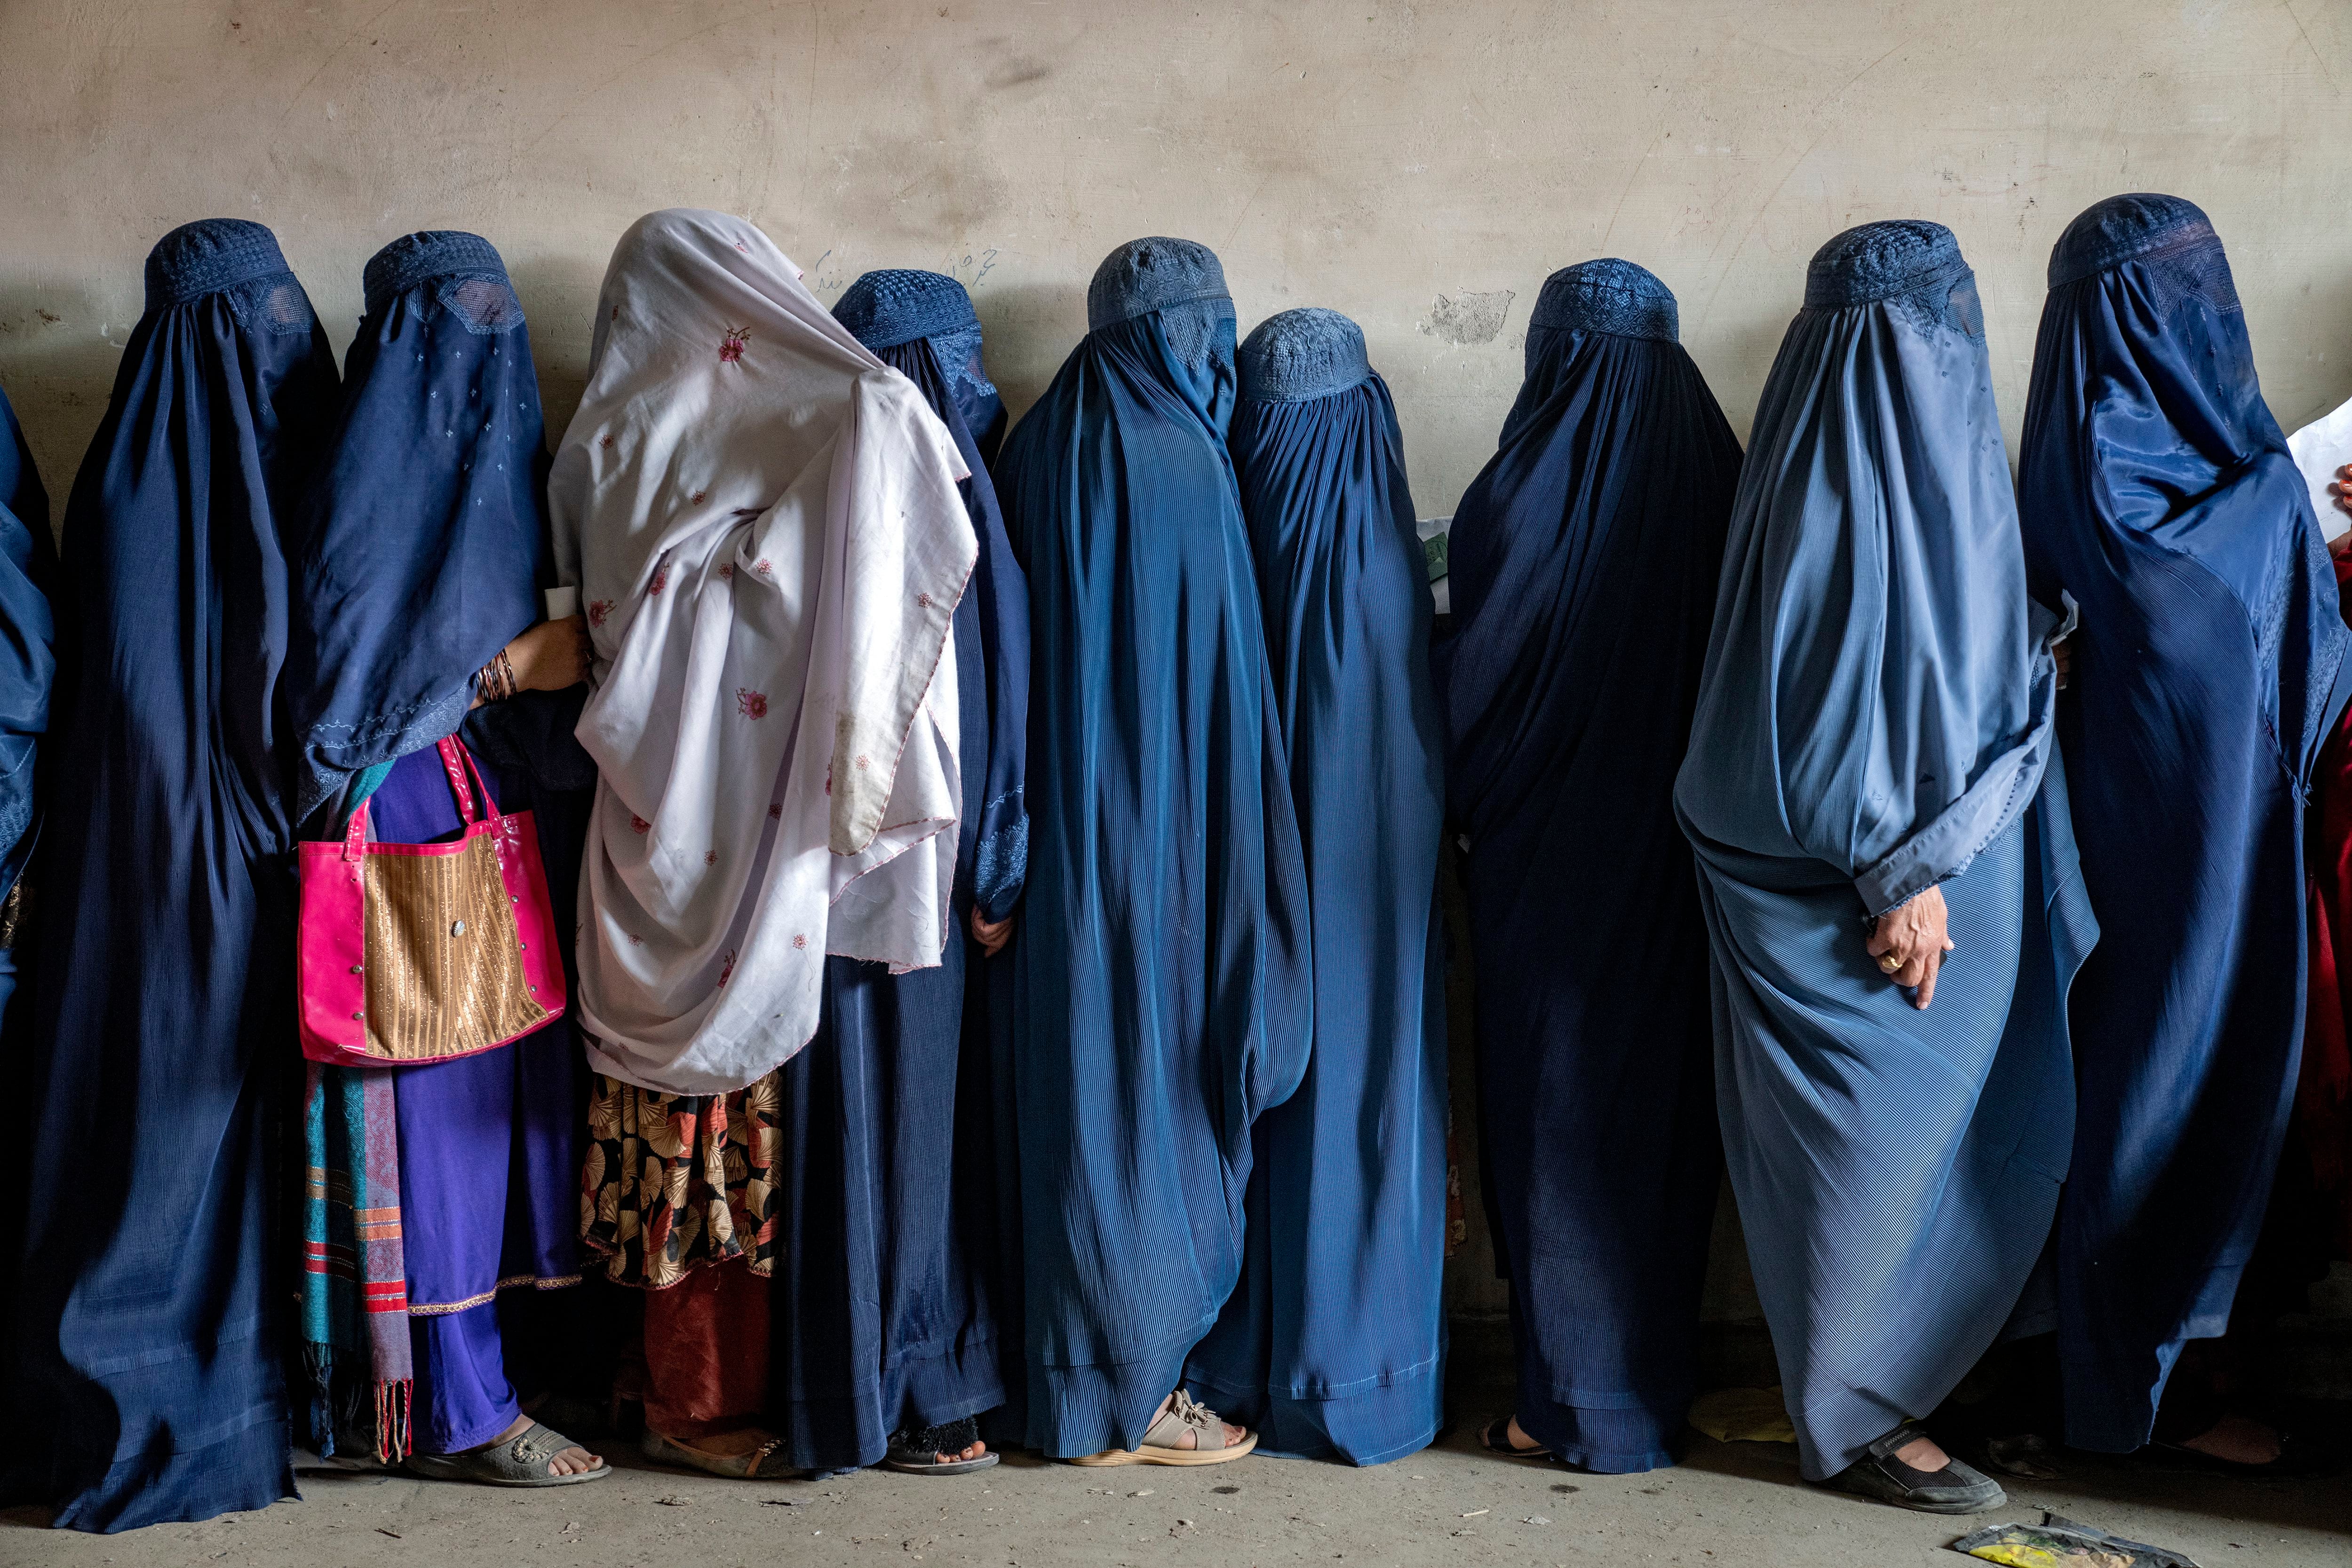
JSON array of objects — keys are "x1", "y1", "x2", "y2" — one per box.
[{"x1": 1674, "y1": 221, "x2": 2097, "y2": 1481}]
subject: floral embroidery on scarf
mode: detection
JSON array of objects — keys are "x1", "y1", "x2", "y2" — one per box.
[
  {"x1": 719, "y1": 326, "x2": 750, "y2": 365},
  {"x1": 599, "y1": 433, "x2": 614, "y2": 449},
  {"x1": 718, "y1": 949, "x2": 736, "y2": 988},
  {"x1": 649, "y1": 567, "x2": 668, "y2": 595},
  {"x1": 718, "y1": 563, "x2": 734, "y2": 580},
  {"x1": 704, "y1": 850, "x2": 717, "y2": 866},
  {"x1": 736, "y1": 689, "x2": 768, "y2": 720},
  {"x1": 588, "y1": 599, "x2": 613, "y2": 629},
  {"x1": 768, "y1": 803, "x2": 782, "y2": 819},
  {"x1": 754, "y1": 558, "x2": 773, "y2": 577},
  {"x1": 629, "y1": 814, "x2": 650, "y2": 834},
  {"x1": 690, "y1": 490, "x2": 707, "y2": 505},
  {"x1": 580, "y1": 1072, "x2": 781, "y2": 1288}
]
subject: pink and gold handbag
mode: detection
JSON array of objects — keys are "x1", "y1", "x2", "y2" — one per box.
[{"x1": 297, "y1": 736, "x2": 566, "y2": 1067}]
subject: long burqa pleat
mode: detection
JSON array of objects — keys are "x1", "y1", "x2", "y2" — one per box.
[
  {"x1": 284, "y1": 230, "x2": 591, "y2": 1463},
  {"x1": 994, "y1": 238, "x2": 1312, "y2": 1457},
  {"x1": 1674, "y1": 221, "x2": 2096, "y2": 1482},
  {"x1": 1181, "y1": 308, "x2": 1446, "y2": 1465},
  {"x1": 0, "y1": 382, "x2": 56, "y2": 1017},
  {"x1": 2016, "y1": 194, "x2": 2348, "y2": 1452},
  {"x1": 1436, "y1": 261, "x2": 1737, "y2": 1473},
  {"x1": 743, "y1": 269, "x2": 1030, "y2": 1469},
  {"x1": 3, "y1": 220, "x2": 339, "y2": 1530}
]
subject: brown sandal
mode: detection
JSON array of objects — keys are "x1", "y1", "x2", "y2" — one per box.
[{"x1": 640, "y1": 1426, "x2": 795, "y2": 1479}]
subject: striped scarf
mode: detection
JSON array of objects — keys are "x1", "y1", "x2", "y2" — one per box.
[{"x1": 299, "y1": 1061, "x2": 413, "y2": 1460}]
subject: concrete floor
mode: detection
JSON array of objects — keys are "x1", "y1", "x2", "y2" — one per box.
[{"x1": 4, "y1": 1425, "x2": 2344, "y2": 1568}]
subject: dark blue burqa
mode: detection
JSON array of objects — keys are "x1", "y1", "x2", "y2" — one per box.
[
  {"x1": 1181, "y1": 309, "x2": 1446, "y2": 1465},
  {"x1": 1436, "y1": 262, "x2": 1737, "y2": 1472},
  {"x1": 751, "y1": 271, "x2": 1029, "y2": 1469},
  {"x1": 1677, "y1": 222, "x2": 2095, "y2": 1481},
  {"x1": 288, "y1": 231, "x2": 592, "y2": 1461},
  {"x1": 2017, "y1": 195, "x2": 2347, "y2": 1451},
  {"x1": 286, "y1": 230, "x2": 554, "y2": 821},
  {"x1": 996, "y1": 239, "x2": 1312, "y2": 1456},
  {"x1": 0, "y1": 384, "x2": 57, "y2": 990},
  {"x1": 5, "y1": 221, "x2": 339, "y2": 1531}
]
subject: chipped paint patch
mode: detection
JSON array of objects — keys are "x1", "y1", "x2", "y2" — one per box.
[{"x1": 1419, "y1": 288, "x2": 1516, "y2": 346}]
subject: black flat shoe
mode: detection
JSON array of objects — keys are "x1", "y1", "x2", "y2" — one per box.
[
  {"x1": 1826, "y1": 1421, "x2": 2006, "y2": 1514},
  {"x1": 1478, "y1": 1417, "x2": 1554, "y2": 1461}
]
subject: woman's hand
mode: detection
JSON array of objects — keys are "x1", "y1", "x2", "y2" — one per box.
[
  {"x1": 1866, "y1": 885, "x2": 1954, "y2": 1010},
  {"x1": 506, "y1": 614, "x2": 591, "y2": 693},
  {"x1": 2051, "y1": 634, "x2": 2072, "y2": 690},
  {"x1": 970, "y1": 907, "x2": 1014, "y2": 959},
  {"x1": 2330, "y1": 464, "x2": 2352, "y2": 521}
]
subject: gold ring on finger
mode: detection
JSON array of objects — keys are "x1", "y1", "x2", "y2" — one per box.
[{"x1": 1878, "y1": 953, "x2": 1903, "y2": 974}]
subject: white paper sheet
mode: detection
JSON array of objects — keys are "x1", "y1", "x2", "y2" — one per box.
[{"x1": 2288, "y1": 394, "x2": 2352, "y2": 542}]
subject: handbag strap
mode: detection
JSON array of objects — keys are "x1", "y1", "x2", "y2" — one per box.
[{"x1": 340, "y1": 737, "x2": 504, "y2": 863}]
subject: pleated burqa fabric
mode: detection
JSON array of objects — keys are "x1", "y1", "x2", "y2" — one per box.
[
  {"x1": 739, "y1": 270, "x2": 1029, "y2": 1470},
  {"x1": 1436, "y1": 261, "x2": 1736, "y2": 1472},
  {"x1": 2017, "y1": 194, "x2": 2348, "y2": 1451},
  {"x1": 3, "y1": 220, "x2": 339, "y2": 1530},
  {"x1": 1675, "y1": 221, "x2": 2096, "y2": 1482},
  {"x1": 1183, "y1": 309, "x2": 1447, "y2": 1465},
  {"x1": 995, "y1": 238, "x2": 1312, "y2": 1457}
]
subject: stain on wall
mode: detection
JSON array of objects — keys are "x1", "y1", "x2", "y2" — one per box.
[{"x1": 1419, "y1": 288, "x2": 1516, "y2": 346}]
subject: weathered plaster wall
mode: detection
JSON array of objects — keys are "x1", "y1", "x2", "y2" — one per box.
[{"x1": 8, "y1": 0, "x2": 2352, "y2": 512}]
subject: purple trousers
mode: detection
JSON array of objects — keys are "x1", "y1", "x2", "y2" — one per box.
[{"x1": 373, "y1": 745, "x2": 583, "y2": 1455}]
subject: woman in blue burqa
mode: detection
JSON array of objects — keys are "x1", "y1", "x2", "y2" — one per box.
[
  {"x1": 282, "y1": 231, "x2": 602, "y2": 1487},
  {"x1": 1675, "y1": 220, "x2": 2095, "y2": 1514},
  {"x1": 1183, "y1": 308, "x2": 1447, "y2": 1465},
  {"x1": 2018, "y1": 194, "x2": 2347, "y2": 1470},
  {"x1": 1438, "y1": 260, "x2": 1737, "y2": 1473},
  {"x1": 721, "y1": 267, "x2": 1026, "y2": 1476},
  {"x1": 994, "y1": 238, "x2": 1311, "y2": 1465},
  {"x1": 1, "y1": 220, "x2": 339, "y2": 1531}
]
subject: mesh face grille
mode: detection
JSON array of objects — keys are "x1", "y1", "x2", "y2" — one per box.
[
  {"x1": 228, "y1": 276, "x2": 318, "y2": 335},
  {"x1": 1159, "y1": 298, "x2": 1237, "y2": 373},
  {"x1": 438, "y1": 275, "x2": 524, "y2": 333}
]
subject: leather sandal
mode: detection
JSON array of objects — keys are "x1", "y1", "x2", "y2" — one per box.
[
  {"x1": 405, "y1": 1421, "x2": 609, "y2": 1487},
  {"x1": 1069, "y1": 1390, "x2": 1257, "y2": 1467},
  {"x1": 1825, "y1": 1420, "x2": 2005, "y2": 1514},
  {"x1": 641, "y1": 1425, "x2": 795, "y2": 1479}
]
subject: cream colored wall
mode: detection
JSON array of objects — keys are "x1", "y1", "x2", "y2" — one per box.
[{"x1": 8, "y1": 0, "x2": 2352, "y2": 517}]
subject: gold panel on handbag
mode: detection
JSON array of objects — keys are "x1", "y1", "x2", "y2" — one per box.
[{"x1": 360, "y1": 827, "x2": 550, "y2": 1061}]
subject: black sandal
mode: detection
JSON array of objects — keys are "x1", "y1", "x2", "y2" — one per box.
[
  {"x1": 885, "y1": 1417, "x2": 999, "y2": 1476},
  {"x1": 1478, "y1": 1417, "x2": 1553, "y2": 1461},
  {"x1": 1825, "y1": 1421, "x2": 2005, "y2": 1514}
]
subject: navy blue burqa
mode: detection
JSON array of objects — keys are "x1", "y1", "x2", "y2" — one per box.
[
  {"x1": 995, "y1": 239, "x2": 1312, "y2": 1456},
  {"x1": 286, "y1": 230, "x2": 555, "y2": 821},
  {"x1": 4, "y1": 221, "x2": 339, "y2": 1531},
  {"x1": 1184, "y1": 309, "x2": 1447, "y2": 1465},
  {"x1": 1436, "y1": 262, "x2": 1737, "y2": 1472},
  {"x1": 1677, "y1": 222, "x2": 2095, "y2": 1481},
  {"x1": 286, "y1": 231, "x2": 594, "y2": 1463},
  {"x1": 2017, "y1": 195, "x2": 2347, "y2": 1451},
  {"x1": 747, "y1": 271, "x2": 1030, "y2": 1469},
  {"x1": 0, "y1": 384, "x2": 57, "y2": 983}
]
